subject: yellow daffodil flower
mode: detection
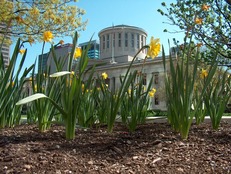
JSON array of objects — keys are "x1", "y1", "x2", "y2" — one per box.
[
  {"x1": 149, "y1": 91, "x2": 155, "y2": 97},
  {"x1": 148, "y1": 88, "x2": 156, "y2": 97},
  {"x1": 102, "y1": 72, "x2": 108, "y2": 80},
  {"x1": 43, "y1": 31, "x2": 53, "y2": 42},
  {"x1": 147, "y1": 36, "x2": 161, "y2": 59},
  {"x1": 74, "y1": 47, "x2": 82, "y2": 59},
  {"x1": 151, "y1": 88, "x2": 156, "y2": 93},
  {"x1": 200, "y1": 68, "x2": 208, "y2": 79},
  {"x1": 19, "y1": 49, "x2": 26, "y2": 55}
]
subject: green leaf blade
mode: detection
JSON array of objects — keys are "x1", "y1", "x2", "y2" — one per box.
[{"x1": 16, "y1": 93, "x2": 48, "y2": 105}]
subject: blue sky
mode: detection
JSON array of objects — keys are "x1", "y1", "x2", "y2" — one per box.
[{"x1": 12, "y1": 0, "x2": 185, "y2": 73}]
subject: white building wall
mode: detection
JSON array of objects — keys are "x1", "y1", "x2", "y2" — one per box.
[{"x1": 87, "y1": 57, "x2": 168, "y2": 111}]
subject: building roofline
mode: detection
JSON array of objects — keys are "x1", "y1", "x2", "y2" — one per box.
[
  {"x1": 93, "y1": 56, "x2": 174, "y2": 71},
  {"x1": 98, "y1": 24, "x2": 148, "y2": 36},
  {"x1": 78, "y1": 40, "x2": 99, "y2": 46},
  {"x1": 55, "y1": 43, "x2": 73, "y2": 49}
]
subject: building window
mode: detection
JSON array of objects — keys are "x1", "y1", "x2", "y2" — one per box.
[
  {"x1": 131, "y1": 33, "x2": 134, "y2": 48},
  {"x1": 142, "y1": 73, "x2": 147, "y2": 85},
  {"x1": 141, "y1": 35, "x2": 144, "y2": 47},
  {"x1": 141, "y1": 35, "x2": 144, "y2": 53},
  {"x1": 111, "y1": 77, "x2": 116, "y2": 93},
  {"x1": 106, "y1": 34, "x2": 110, "y2": 48},
  {"x1": 155, "y1": 95, "x2": 159, "y2": 105},
  {"x1": 103, "y1": 36, "x2": 105, "y2": 49},
  {"x1": 143, "y1": 36, "x2": 146, "y2": 53},
  {"x1": 125, "y1": 32, "x2": 128, "y2": 47},
  {"x1": 118, "y1": 33, "x2": 121, "y2": 47},
  {"x1": 137, "y1": 34, "x2": 140, "y2": 49},
  {"x1": 153, "y1": 72, "x2": 159, "y2": 84}
]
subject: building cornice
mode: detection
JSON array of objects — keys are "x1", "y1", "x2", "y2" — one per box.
[
  {"x1": 98, "y1": 24, "x2": 148, "y2": 37},
  {"x1": 94, "y1": 56, "x2": 173, "y2": 71}
]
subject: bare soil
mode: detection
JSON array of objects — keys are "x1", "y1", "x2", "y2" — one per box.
[{"x1": 0, "y1": 120, "x2": 231, "y2": 174}]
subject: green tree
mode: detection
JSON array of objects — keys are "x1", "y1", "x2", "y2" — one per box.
[
  {"x1": 158, "y1": 0, "x2": 231, "y2": 65},
  {"x1": 0, "y1": 0, "x2": 87, "y2": 45}
]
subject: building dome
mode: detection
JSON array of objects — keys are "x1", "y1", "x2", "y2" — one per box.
[{"x1": 98, "y1": 25, "x2": 148, "y2": 63}]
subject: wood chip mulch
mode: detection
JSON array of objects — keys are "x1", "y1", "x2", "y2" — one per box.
[{"x1": 0, "y1": 120, "x2": 230, "y2": 174}]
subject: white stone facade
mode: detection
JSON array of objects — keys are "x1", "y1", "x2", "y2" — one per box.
[
  {"x1": 86, "y1": 57, "x2": 168, "y2": 111},
  {"x1": 96, "y1": 25, "x2": 167, "y2": 111}
]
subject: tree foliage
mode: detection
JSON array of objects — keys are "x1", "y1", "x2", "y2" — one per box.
[
  {"x1": 0, "y1": 0, "x2": 87, "y2": 44},
  {"x1": 158, "y1": 0, "x2": 231, "y2": 63}
]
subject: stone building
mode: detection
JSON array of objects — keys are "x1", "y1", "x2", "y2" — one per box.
[
  {"x1": 33, "y1": 24, "x2": 168, "y2": 111},
  {"x1": 92, "y1": 25, "x2": 167, "y2": 110},
  {"x1": 89, "y1": 57, "x2": 167, "y2": 111},
  {"x1": 99, "y1": 25, "x2": 147, "y2": 63}
]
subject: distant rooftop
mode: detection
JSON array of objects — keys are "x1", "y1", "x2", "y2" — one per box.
[
  {"x1": 78, "y1": 40, "x2": 99, "y2": 46},
  {"x1": 55, "y1": 43, "x2": 73, "y2": 49}
]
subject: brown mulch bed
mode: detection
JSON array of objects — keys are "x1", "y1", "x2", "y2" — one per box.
[{"x1": 0, "y1": 120, "x2": 231, "y2": 174}]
